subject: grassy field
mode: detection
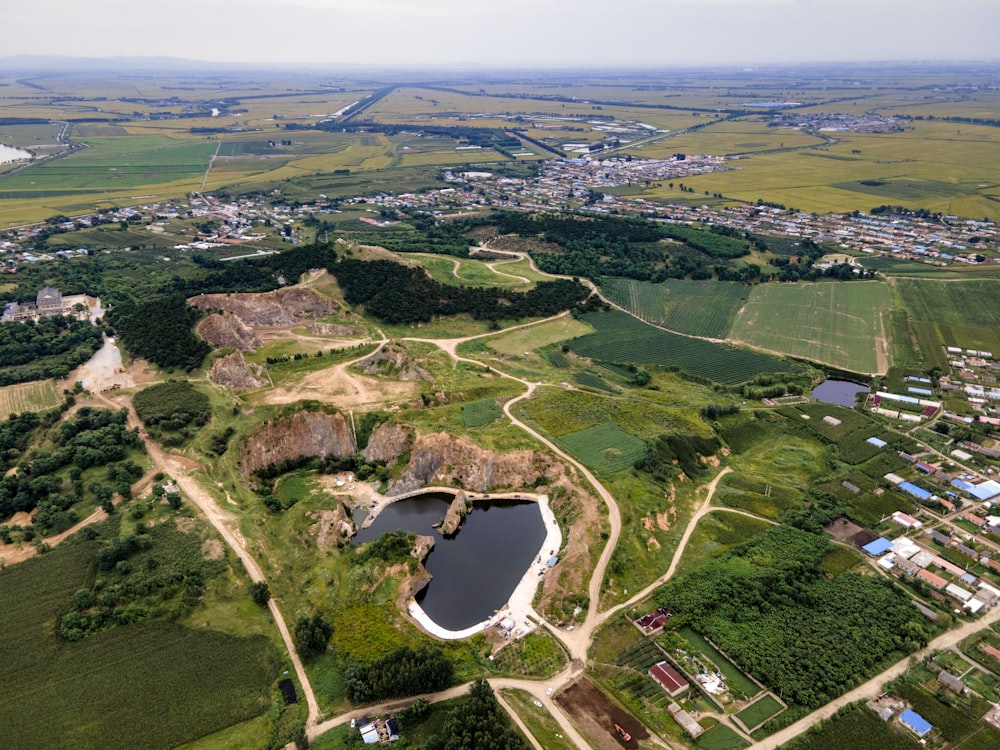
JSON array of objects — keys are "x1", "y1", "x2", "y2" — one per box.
[
  {"x1": 735, "y1": 694, "x2": 785, "y2": 729},
  {"x1": 568, "y1": 311, "x2": 797, "y2": 385},
  {"x1": 729, "y1": 281, "x2": 893, "y2": 374},
  {"x1": 894, "y1": 277, "x2": 1000, "y2": 354},
  {"x1": 501, "y1": 689, "x2": 578, "y2": 750},
  {"x1": 0, "y1": 539, "x2": 281, "y2": 750},
  {"x1": 673, "y1": 512, "x2": 773, "y2": 577},
  {"x1": 463, "y1": 397, "x2": 502, "y2": 427},
  {"x1": 599, "y1": 278, "x2": 750, "y2": 338},
  {"x1": 484, "y1": 316, "x2": 593, "y2": 356},
  {"x1": 557, "y1": 422, "x2": 647, "y2": 476},
  {"x1": 0, "y1": 379, "x2": 61, "y2": 419}
]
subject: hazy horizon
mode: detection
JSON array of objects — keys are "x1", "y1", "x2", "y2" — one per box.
[{"x1": 7, "y1": 0, "x2": 1000, "y2": 70}]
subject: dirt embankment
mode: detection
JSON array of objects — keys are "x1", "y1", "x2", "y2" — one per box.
[
  {"x1": 189, "y1": 287, "x2": 335, "y2": 327},
  {"x1": 210, "y1": 351, "x2": 266, "y2": 389},
  {"x1": 309, "y1": 503, "x2": 355, "y2": 548},
  {"x1": 241, "y1": 410, "x2": 356, "y2": 479},
  {"x1": 197, "y1": 313, "x2": 263, "y2": 351},
  {"x1": 357, "y1": 343, "x2": 433, "y2": 383},
  {"x1": 309, "y1": 322, "x2": 359, "y2": 336},
  {"x1": 365, "y1": 425, "x2": 559, "y2": 495}
]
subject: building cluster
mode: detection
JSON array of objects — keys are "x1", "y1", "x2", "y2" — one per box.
[
  {"x1": 1, "y1": 286, "x2": 96, "y2": 323},
  {"x1": 766, "y1": 112, "x2": 905, "y2": 133}
]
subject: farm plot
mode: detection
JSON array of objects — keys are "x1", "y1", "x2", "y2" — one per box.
[
  {"x1": 735, "y1": 694, "x2": 784, "y2": 731},
  {"x1": 599, "y1": 278, "x2": 749, "y2": 338},
  {"x1": 568, "y1": 311, "x2": 796, "y2": 385},
  {"x1": 0, "y1": 136, "x2": 216, "y2": 196},
  {"x1": 895, "y1": 277, "x2": 1000, "y2": 355},
  {"x1": 729, "y1": 281, "x2": 893, "y2": 374},
  {"x1": 557, "y1": 422, "x2": 647, "y2": 477},
  {"x1": 463, "y1": 398, "x2": 502, "y2": 427},
  {"x1": 0, "y1": 541, "x2": 281, "y2": 750},
  {"x1": 0, "y1": 380, "x2": 61, "y2": 419}
]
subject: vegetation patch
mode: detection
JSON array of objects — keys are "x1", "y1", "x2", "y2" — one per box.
[
  {"x1": 463, "y1": 398, "x2": 503, "y2": 427},
  {"x1": 0, "y1": 315, "x2": 103, "y2": 385},
  {"x1": 556, "y1": 422, "x2": 647, "y2": 477},
  {"x1": 568, "y1": 310, "x2": 796, "y2": 385},
  {"x1": 779, "y1": 703, "x2": 918, "y2": 750},
  {"x1": 0, "y1": 537, "x2": 280, "y2": 750},
  {"x1": 736, "y1": 694, "x2": 784, "y2": 729},
  {"x1": 134, "y1": 380, "x2": 211, "y2": 444},
  {"x1": 0, "y1": 379, "x2": 61, "y2": 419},
  {"x1": 600, "y1": 277, "x2": 749, "y2": 338}
]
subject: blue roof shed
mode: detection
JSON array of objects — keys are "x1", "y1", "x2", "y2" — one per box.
[
  {"x1": 899, "y1": 482, "x2": 933, "y2": 501},
  {"x1": 862, "y1": 538, "x2": 893, "y2": 557},
  {"x1": 899, "y1": 709, "x2": 932, "y2": 737}
]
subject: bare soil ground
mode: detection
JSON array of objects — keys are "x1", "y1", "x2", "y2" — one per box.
[
  {"x1": 824, "y1": 516, "x2": 867, "y2": 543},
  {"x1": 556, "y1": 678, "x2": 649, "y2": 750},
  {"x1": 255, "y1": 360, "x2": 420, "y2": 410}
]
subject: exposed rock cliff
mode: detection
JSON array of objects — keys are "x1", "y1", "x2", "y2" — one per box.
[
  {"x1": 363, "y1": 423, "x2": 415, "y2": 464},
  {"x1": 386, "y1": 431, "x2": 560, "y2": 495},
  {"x1": 196, "y1": 312, "x2": 263, "y2": 352},
  {"x1": 189, "y1": 287, "x2": 334, "y2": 327},
  {"x1": 309, "y1": 322, "x2": 359, "y2": 336},
  {"x1": 438, "y1": 491, "x2": 470, "y2": 536},
  {"x1": 241, "y1": 410, "x2": 356, "y2": 478},
  {"x1": 210, "y1": 351, "x2": 266, "y2": 389}
]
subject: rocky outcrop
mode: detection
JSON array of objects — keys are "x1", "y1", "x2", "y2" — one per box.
[
  {"x1": 363, "y1": 423, "x2": 415, "y2": 463},
  {"x1": 357, "y1": 344, "x2": 433, "y2": 383},
  {"x1": 309, "y1": 322, "x2": 359, "y2": 336},
  {"x1": 210, "y1": 351, "x2": 266, "y2": 389},
  {"x1": 189, "y1": 287, "x2": 334, "y2": 327},
  {"x1": 387, "y1": 432, "x2": 561, "y2": 495},
  {"x1": 241, "y1": 410, "x2": 356, "y2": 478},
  {"x1": 196, "y1": 313, "x2": 263, "y2": 352},
  {"x1": 309, "y1": 504, "x2": 355, "y2": 548},
  {"x1": 439, "y1": 491, "x2": 469, "y2": 536}
]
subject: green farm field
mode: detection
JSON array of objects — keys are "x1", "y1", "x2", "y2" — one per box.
[
  {"x1": 600, "y1": 277, "x2": 750, "y2": 338},
  {"x1": 0, "y1": 541, "x2": 281, "y2": 750},
  {"x1": 894, "y1": 277, "x2": 1000, "y2": 354},
  {"x1": 729, "y1": 281, "x2": 893, "y2": 374},
  {"x1": 568, "y1": 310, "x2": 797, "y2": 385},
  {"x1": 556, "y1": 422, "x2": 647, "y2": 476}
]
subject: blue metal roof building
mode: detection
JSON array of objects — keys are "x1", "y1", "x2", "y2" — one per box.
[
  {"x1": 899, "y1": 709, "x2": 932, "y2": 737},
  {"x1": 862, "y1": 537, "x2": 893, "y2": 557},
  {"x1": 899, "y1": 482, "x2": 933, "y2": 501}
]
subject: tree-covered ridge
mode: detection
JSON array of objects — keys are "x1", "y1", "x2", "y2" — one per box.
[
  {"x1": 108, "y1": 294, "x2": 210, "y2": 371},
  {"x1": 658, "y1": 525, "x2": 929, "y2": 708},
  {"x1": 330, "y1": 257, "x2": 589, "y2": 324},
  {"x1": 0, "y1": 315, "x2": 103, "y2": 386}
]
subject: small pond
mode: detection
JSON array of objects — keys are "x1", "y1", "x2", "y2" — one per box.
[
  {"x1": 352, "y1": 492, "x2": 546, "y2": 631},
  {"x1": 811, "y1": 379, "x2": 870, "y2": 407}
]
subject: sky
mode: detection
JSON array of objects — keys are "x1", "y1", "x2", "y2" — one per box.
[{"x1": 7, "y1": 0, "x2": 1000, "y2": 69}]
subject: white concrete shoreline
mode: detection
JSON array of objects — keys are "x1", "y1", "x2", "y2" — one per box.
[{"x1": 348, "y1": 485, "x2": 563, "y2": 640}]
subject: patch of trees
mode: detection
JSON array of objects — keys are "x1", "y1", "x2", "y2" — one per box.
[
  {"x1": 422, "y1": 680, "x2": 529, "y2": 750},
  {"x1": 635, "y1": 432, "x2": 721, "y2": 481},
  {"x1": 294, "y1": 612, "x2": 334, "y2": 659},
  {"x1": 344, "y1": 646, "x2": 454, "y2": 704},
  {"x1": 107, "y1": 294, "x2": 210, "y2": 371},
  {"x1": 0, "y1": 315, "x2": 103, "y2": 386},
  {"x1": 700, "y1": 404, "x2": 741, "y2": 421},
  {"x1": 330, "y1": 257, "x2": 589, "y2": 324},
  {"x1": 657, "y1": 525, "x2": 930, "y2": 708},
  {"x1": 59, "y1": 520, "x2": 226, "y2": 641},
  {"x1": 133, "y1": 380, "x2": 211, "y2": 445},
  {"x1": 354, "y1": 530, "x2": 414, "y2": 566},
  {"x1": 0, "y1": 407, "x2": 143, "y2": 533}
]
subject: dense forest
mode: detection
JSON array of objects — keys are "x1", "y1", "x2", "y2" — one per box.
[
  {"x1": 658, "y1": 525, "x2": 930, "y2": 708},
  {"x1": 330, "y1": 257, "x2": 589, "y2": 324},
  {"x1": 133, "y1": 381, "x2": 211, "y2": 445},
  {"x1": 422, "y1": 680, "x2": 529, "y2": 750},
  {"x1": 0, "y1": 315, "x2": 103, "y2": 385}
]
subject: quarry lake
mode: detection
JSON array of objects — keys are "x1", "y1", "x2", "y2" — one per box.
[
  {"x1": 352, "y1": 492, "x2": 546, "y2": 631},
  {"x1": 812, "y1": 379, "x2": 870, "y2": 407}
]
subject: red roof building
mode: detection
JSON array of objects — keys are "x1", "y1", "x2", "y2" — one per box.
[{"x1": 649, "y1": 661, "x2": 689, "y2": 698}]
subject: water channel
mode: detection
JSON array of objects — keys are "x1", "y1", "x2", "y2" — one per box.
[
  {"x1": 811, "y1": 378, "x2": 871, "y2": 407},
  {"x1": 352, "y1": 492, "x2": 546, "y2": 631}
]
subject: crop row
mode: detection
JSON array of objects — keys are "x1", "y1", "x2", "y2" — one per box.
[{"x1": 568, "y1": 311, "x2": 795, "y2": 385}]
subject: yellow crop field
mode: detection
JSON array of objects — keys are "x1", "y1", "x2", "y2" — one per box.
[{"x1": 0, "y1": 381, "x2": 61, "y2": 420}]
